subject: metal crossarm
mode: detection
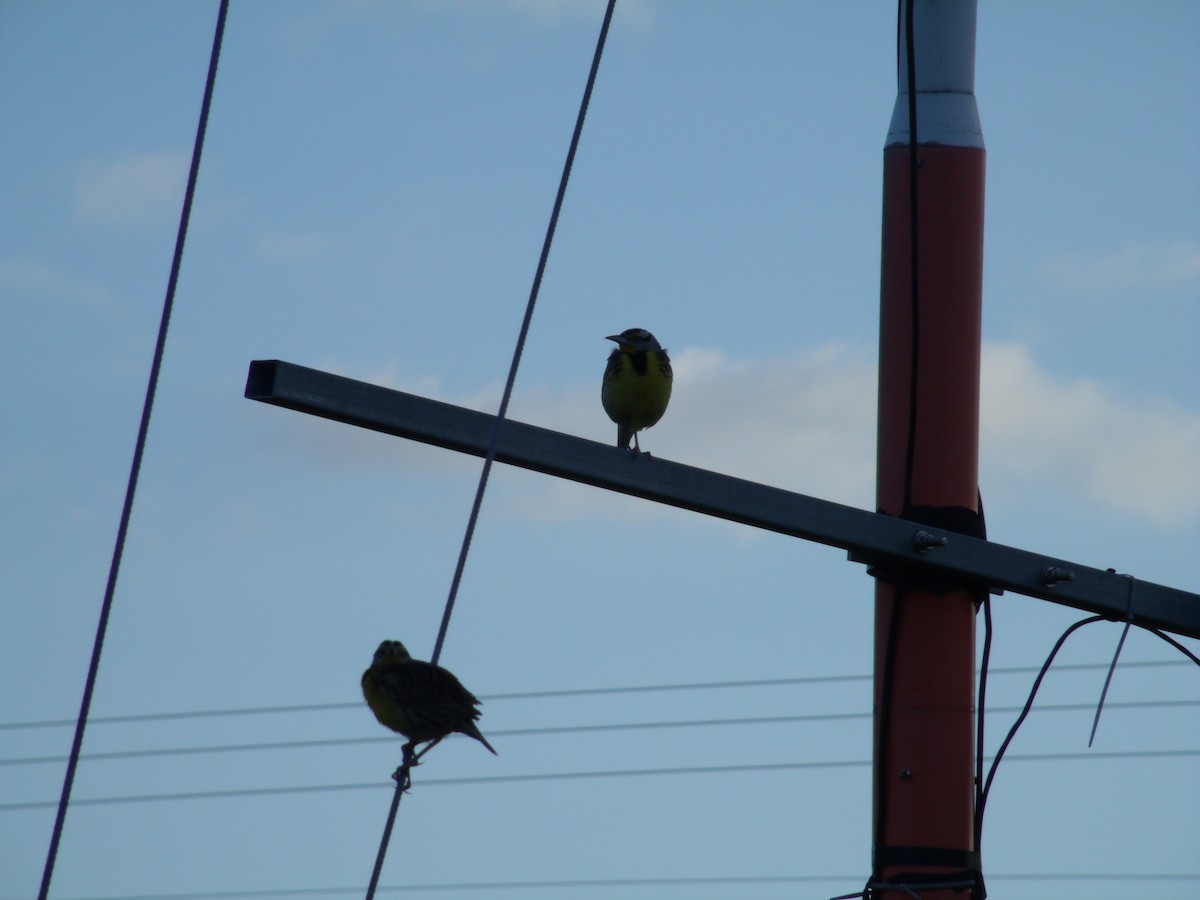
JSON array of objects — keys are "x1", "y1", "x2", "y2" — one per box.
[{"x1": 245, "y1": 359, "x2": 1200, "y2": 639}]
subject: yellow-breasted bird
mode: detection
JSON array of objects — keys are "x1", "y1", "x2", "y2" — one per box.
[
  {"x1": 601, "y1": 327, "x2": 673, "y2": 452},
  {"x1": 361, "y1": 640, "x2": 497, "y2": 755}
]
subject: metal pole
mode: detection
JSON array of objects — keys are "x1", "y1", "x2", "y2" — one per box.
[{"x1": 873, "y1": 1, "x2": 985, "y2": 896}]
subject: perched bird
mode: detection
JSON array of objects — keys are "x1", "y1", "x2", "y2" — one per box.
[
  {"x1": 361, "y1": 640, "x2": 497, "y2": 755},
  {"x1": 601, "y1": 327, "x2": 673, "y2": 452}
]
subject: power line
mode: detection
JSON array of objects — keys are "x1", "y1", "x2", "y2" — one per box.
[
  {"x1": 56, "y1": 871, "x2": 1200, "y2": 900},
  {"x1": 3, "y1": 749, "x2": 1195, "y2": 813},
  {"x1": 4, "y1": 700, "x2": 1197, "y2": 768},
  {"x1": 3, "y1": 659, "x2": 1188, "y2": 732},
  {"x1": 37, "y1": 4, "x2": 230, "y2": 899},
  {"x1": 360, "y1": 4, "x2": 619, "y2": 897}
]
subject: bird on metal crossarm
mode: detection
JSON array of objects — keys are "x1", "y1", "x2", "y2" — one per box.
[
  {"x1": 361, "y1": 640, "x2": 497, "y2": 760},
  {"x1": 601, "y1": 328, "x2": 673, "y2": 453}
]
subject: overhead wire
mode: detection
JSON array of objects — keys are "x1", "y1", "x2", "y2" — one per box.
[
  {"x1": 363, "y1": 3, "x2": 619, "y2": 896},
  {"x1": 55, "y1": 871, "x2": 1200, "y2": 900},
  {"x1": 17, "y1": 1, "x2": 1195, "y2": 895},
  {"x1": 421, "y1": 0, "x2": 610, "y2": 668},
  {"x1": 4, "y1": 748, "x2": 1196, "y2": 814},
  {"x1": 5, "y1": 699, "x2": 1197, "y2": 768},
  {"x1": 4, "y1": 658, "x2": 1188, "y2": 732},
  {"x1": 36, "y1": 4, "x2": 230, "y2": 899}
]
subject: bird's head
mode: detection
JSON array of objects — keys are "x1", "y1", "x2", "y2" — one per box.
[
  {"x1": 372, "y1": 640, "x2": 413, "y2": 665},
  {"x1": 605, "y1": 328, "x2": 664, "y2": 353}
]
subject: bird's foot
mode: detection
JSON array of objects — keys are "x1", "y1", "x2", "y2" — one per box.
[
  {"x1": 629, "y1": 435, "x2": 653, "y2": 458},
  {"x1": 391, "y1": 765, "x2": 413, "y2": 792}
]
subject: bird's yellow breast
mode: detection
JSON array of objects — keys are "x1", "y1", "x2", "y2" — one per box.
[
  {"x1": 362, "y1": 670, "x2": 411, "y2": 733},
  {"x1": 602, "y1": 349, "x2": 672, "y2": 429}
]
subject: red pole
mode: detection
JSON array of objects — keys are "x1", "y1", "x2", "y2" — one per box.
[{"x1": 873, "y1": 2, "x2": 985, "y2": 897}]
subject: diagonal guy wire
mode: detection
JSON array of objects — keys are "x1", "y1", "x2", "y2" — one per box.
[
  {"x1": 427, "y1": 0, "x2": 617, "y2": 669},
  {"x1": 363, "y1": 3, "x2": 619, "y2": 899},
  {"x1": 37, "y1": 3, "x2": 231, "y2": 898}
]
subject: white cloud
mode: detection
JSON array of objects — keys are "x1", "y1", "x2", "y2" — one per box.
[
  {"x1": 1044, "y1": 241, "x2": 1200, "y2": 293},
  {"x1": 653, "y1": 344, "x2": 878, "y2": 506},
  {"x1": 981, "y1": 342, "x2": 1200, "y2": 527},
  {"x1": 259, "y1": 342, "x2": 1199, "y2": 530},
  {"x1": 500, "y1": 343, "x2": 880, "y2": 527},
  {"x1": 76, "y1": 151, "x2": 190, "y2": 226},
  {"x1": 0, "y1": 257, "x2": 112, "y2": 307},
  {"x1": 269, "y1": 345, "x2": 878, "y2": 518}
]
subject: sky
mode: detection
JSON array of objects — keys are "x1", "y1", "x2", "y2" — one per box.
[{"x1": 1, "y1": 1, "x2": 1198, "y2": 898}]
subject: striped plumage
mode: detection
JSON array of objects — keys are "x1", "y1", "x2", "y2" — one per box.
[
  {"x1": 601, "y1": 328, "x2": 673, "y2": 452},
  {"x1": 361, "y1": 640, "x2": 497, "y2": 755}
]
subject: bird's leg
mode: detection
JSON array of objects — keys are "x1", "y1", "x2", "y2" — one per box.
[
  {"x1": 393, "y1": 743, "x2": 417, "y2": 791},
  {"x1": 412, "y1": 737, "x2": 443, "y2": 763}
]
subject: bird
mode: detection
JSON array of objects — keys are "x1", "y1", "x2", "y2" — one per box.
[
  {"x1": 361, "y1": 640, "x2": 497, "y2": 756},
  {"x1": 601, "y1": 327, "x2": 673, "y2": 453}
]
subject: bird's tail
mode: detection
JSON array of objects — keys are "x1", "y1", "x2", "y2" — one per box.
[
  {"x1": 472, "y1": 728, "x2": 498, "y2": 755},
  {"x1": 617, "y1": 426, "x2": 634, "y2": 450},
  {"x1": 460, "y1": 721, "x2": 498, "y2": 754}
]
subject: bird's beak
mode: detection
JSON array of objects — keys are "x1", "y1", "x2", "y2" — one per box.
[{"x1": 605, "y1": 334, "x2": 624, "y2": 344}]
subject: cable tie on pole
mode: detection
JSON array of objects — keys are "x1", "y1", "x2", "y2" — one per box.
[{"x1": 1120, "y1": 570, "x2": 1137, "y2": 623}]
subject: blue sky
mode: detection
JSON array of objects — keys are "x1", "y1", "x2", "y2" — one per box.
[{"x1": 1, "y1": 2, "x2": 1197, "y2": 899}]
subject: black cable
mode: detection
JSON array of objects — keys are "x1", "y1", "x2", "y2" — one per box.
[
  {"x1": 977, "y1": 615, "x2": 1200, "y2": 846},
  {"x1": 7, "y1": 698, "x2": 1196, "y2": 768},
  {"x1": 36, "y1": 4, "x2": 230, "y2": 899},
  {"x1": 1143, "y1": 625, "x2": 1200, "y2": 667},
  {"x1": 973, "y1": 593, "x2": 992, "y2": 854},
  {"x1": 6, "y1": 748, "x2": 1197, "y2": 814},
  {"x1": 870, "y1": 585, "x2": 904, "y2": 886},
  {"x1": 427, "y1": 0, "x2": 616, "y2": 669},
  {"x1": 977, "y1": 616, "x2": 1104, "y2": 843},
  {"x1": 365, "y1": 4, "x2": 618, "y2": 897},
  {"x1": 5, "y1": 761, "x2": 879, "y2": 813},
  {"x1": 869, "y1": 4, "x2": 920, "y2": 897},
  {"x1": 1089, "y1": 574, "x2": 1138, "y2": 747},
  {"x1": 3, "y1": 660, "x2": 1189, "y2": 732},
  {"x1": 1089, "y1": 620, "x2": 1131, "y2": 747},
  {"x1": 901, "y1": 0, "x2": 921, "y2": 512}
]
